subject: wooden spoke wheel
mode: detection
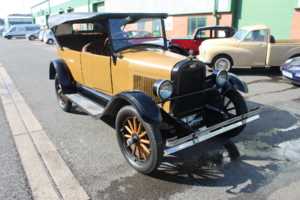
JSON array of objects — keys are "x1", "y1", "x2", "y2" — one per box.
[
  {"x1": 54, "y1": 75, "x2": 72, "y2": 112},
  {"x1": 116, "y1": 106, "x2": 163, "y2": 175},
  {"x1": 123, "y1": 116, "x2": 151, "y2": 161},
  {"x1": 221, "y1": 90, "x2": 248, "y2": 138}
]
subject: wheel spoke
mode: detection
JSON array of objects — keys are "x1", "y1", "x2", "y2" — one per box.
[
  {"x1": 127, "y1": 120, "x2": 134, "y2": 132},
  {"x1": 140, "y1": 143, "x2": 150, "y2": 156},
  {"x1": 137, "y1": 122, "x2": 142, "y2": 134},
  {"x1": 135, "y1": 146, "x2": 140, "y2": 160},
  {"x1": 124, "y1": 125, "x2": 133, "y2": 134},
  {"x1": 225, "y1": 100, "x2": 232, "y2": 108},
  {"x1": 140, "y1": 139, "x2": 150, "y2": 145},
  {"x1": 139, "y1": 131, "x2": 147, "y2": 138},
  {"x1": 124, "y1": 134, "x2": 131, "y2": 139},
  {"x1": 133, "y1": 117, "x2": 137, "y2": 132}
]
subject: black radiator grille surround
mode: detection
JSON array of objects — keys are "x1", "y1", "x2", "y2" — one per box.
[{"x1": 171, "y1": 59, "x2": 210, "y2": 116}]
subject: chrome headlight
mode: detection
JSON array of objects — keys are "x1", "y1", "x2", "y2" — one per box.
[
  {"x1": 216, "y1": 70, "x2": 229, "y2": 86},
  {"x1": 153, "y1": 80, "x2": 173, "y2": 100}
]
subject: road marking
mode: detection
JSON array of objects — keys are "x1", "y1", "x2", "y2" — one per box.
[{"x1": 0, "y1": 66, "x2": 90, "y2": 200}]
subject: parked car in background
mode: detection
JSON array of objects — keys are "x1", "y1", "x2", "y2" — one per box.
[
  {"x1": 38, "y1": 29, "x2": 46, "y2": 41},
  {"x1": 48, "y1": 12, "x2": 259, "y2": 175},
  {"x1": 281, "y1": 57, "x2": 300, "y2": 85},
  {"x1": 169, "y1": 26, "x2": 235, "y2": 56},
  {"x1": 43, "y1": 30, "x2": 55, "y2": 44},
  {"x1": 3, "y1": 24, "x2": 40, "y2": 39},
  {"x1": 26, "y1": 30, "x2": 40, "y2": 40},
  {"x1": 199, "y1": 25, "x2": 300, "y2": 71}
]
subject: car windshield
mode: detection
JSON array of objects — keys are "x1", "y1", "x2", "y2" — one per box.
[
  {"x1": 233, "y1": 29, "x2": 248, "y2": 40},
  {"x1": 109, "y1": 17, "x2": 166, "y2": 51}
]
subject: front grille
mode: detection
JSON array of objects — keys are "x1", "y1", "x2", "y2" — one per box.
[{"x1": 133, "y1": 75, "x2": 160, "y2": 102}]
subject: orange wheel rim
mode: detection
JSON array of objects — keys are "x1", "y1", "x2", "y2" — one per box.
[{"x1": 122, "y1": 117, "x2": 151, "y2": 161}]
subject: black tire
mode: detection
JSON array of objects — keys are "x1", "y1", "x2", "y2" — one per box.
[
  {"x1": 29, "y1": 36, "x2": 35, "y2": 40},
  {"x1": 224, "y1": 141, "x2": 240, "y2": 161},
  {"x1": 211, "y1": 55, "x2": 233, "y2": 71},
  {"x1": 116, "y1": 106, "x2": 163, "y2": 175},
  {"x1": 6, "y1": 36, "x2": 12, "y2": 39},
  {"x1": 222, "y1": 90, "x2": 248, "y2": 138},
  {"x1": 54, "y1": 75, "x2": 72, "y2": 112}
]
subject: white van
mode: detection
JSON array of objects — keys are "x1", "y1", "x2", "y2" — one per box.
[{"x1": 3, "y1": 24, "x2": 40, "y2": 39}]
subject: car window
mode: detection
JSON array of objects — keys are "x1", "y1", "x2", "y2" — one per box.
[
  {"x1": 195, "y1": 29, "x2": 211, "y2": 39},
  {"x1": 9, "y1": 27, "x2": 16, "y2": 32},
  {"x1": 214, "y1": 30, "x2": 226, "y2": 38},
  {"x1": 26, "y1": 26, "x2": 39, "y2": 31},
  {"x1": 244, "y1": 30, "x2": 268, "y2": 42},
  {"x1": 16, "y1": 26, "x2": 25, "y2": 32}
]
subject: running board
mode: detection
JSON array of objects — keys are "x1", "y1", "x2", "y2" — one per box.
[
  {"x1": 65, "y1": 94, "x2": 104, "y2": 117},
  {"x1": 164, "y1": 109, "x2": 260, "y2": 156}
]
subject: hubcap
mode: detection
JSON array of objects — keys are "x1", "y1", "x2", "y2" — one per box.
[
  {"x1": 122, "y1": 117, "x2": 151, "y2": 161},
  {"x1": 215, "y1": 58, "x2": 231, "y2": 71}
]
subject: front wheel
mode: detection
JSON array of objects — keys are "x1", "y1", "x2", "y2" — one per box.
[
  {"x1": 222, "y1": 90, "x2": 248, "y2": 138},
  {"x1": 54, "y1": 75, "x2": 72, "y2": 112},
  {"x1": 116, "y1": 106, "x2": 163, "y2": 175}
]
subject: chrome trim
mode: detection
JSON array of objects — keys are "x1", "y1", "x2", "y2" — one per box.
[{"x1": 164, "y1": 109, "x2": 260, "y2": 155}]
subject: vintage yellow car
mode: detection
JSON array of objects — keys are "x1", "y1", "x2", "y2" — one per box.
[
  {"x1": 199, "y1": 25, "x2": 300, "y2": 71},
  {"x1": 48, "y1": 13, "x2": 260, "y2": 174}
]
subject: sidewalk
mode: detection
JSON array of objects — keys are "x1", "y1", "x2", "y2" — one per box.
[{"x1": 0, "y1": 103, "x2": 32, "y2": 200}]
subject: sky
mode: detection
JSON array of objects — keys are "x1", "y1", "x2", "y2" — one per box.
[{"x1": 0, "y1": 0, "x2": 40, "y2": 18}]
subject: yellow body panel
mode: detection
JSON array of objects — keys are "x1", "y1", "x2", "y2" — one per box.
[
  {"x1": 58, "y1": 48, "x2": 84, "y2": 84},
  {"x1": 112, "y1": 49, "x2": 185, "y2": 95},
  {"x1": 58, "y1": 47, "x2": 186, "y2": 113},
  {"x1": 81, "y1": 52, "x2": 113, "y2": 94}
]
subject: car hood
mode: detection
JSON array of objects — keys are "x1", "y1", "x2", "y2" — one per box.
[
  {"x1": 201, "y1": 38, "x2": 237, "y2": 47},
  {"x1": 121, "y1": 48, "x2": 186, "y2": 79}
]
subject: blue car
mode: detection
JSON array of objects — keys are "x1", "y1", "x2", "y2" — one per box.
[{"x1": 281, "y1": 57, "x2": 300, "y2": 85}]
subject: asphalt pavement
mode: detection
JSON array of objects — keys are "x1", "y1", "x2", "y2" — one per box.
[{"x1": 0, "y1": 38, "x2": 300, "y2": 200}]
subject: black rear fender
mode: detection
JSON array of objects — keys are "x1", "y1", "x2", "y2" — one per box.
[{"x1": 49, "y1": 59, "x2": 76, "y2": 93}]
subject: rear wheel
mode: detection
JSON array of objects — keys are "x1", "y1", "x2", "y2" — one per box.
[
  {"x1": 47, "y1": 39, "x2": 54, "y2": 45},
  {"x1": 54, "y1": 75, "x2": 72, "y2": 112},
  {"x1": 116, "y1": 106, "x2": 163, "y2": 175},
  {"x1": 222, "y1": 90, "x2": 248, "y2": 138}
]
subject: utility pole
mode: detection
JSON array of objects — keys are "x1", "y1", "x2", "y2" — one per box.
[{"x1": 213, "y1": 0, "x2": 221, "y2": 25}]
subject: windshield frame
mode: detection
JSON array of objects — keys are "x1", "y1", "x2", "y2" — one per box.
[
  {"x1": 108, "y1": 17, "x2": 168, "y2": 53},
  {"x1": 233, "y1": 29, "x2": 249, "y2": 41}
]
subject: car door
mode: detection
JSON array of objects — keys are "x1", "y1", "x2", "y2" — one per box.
[
  {"x1": 239, "y1": 30, "x2": 268, "y2": 66},
  {"x1": 81, "y1": 52, "x2": 113, "y2": 94},
  {"x1": 16, "y1": 26, "x2": 25, "y2": 36},
  {"x1": 194, "y1": 29, "x2": 212, "y2": 54}
]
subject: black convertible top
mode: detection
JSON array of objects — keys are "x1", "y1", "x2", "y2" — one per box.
[{"x1": 49, "y1": 12, "x2": 168, "y2": 28}]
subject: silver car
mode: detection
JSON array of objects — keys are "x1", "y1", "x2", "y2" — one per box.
[
  {"x1": 3, "y1": 24, "x2": 40, "y2": 39},
  {"x1": 43, "y1": 30, "x2": 55, "y2": 45}
]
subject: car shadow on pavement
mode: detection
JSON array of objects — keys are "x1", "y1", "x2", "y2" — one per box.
[
  {"x1": 152, "y1": 103, "x2": 300, "y2": 192},
  {"x1": 97, "y1": 102, "x2": 300, "y2": 200}
]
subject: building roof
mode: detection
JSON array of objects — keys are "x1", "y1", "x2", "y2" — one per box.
[{"x1": 49, "y1": 12, "x2": 168, "y2": 28}]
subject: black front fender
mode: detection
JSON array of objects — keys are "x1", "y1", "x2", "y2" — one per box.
[
  {"x1": 102, "y1": 91, "x2": 162, "y2": 126},
  {"x1": 228, "y1": 73, "x2": 248, "y2": 93},
  {"x1": 49, "y1": 59, "x2": 75, "y2": 92}
]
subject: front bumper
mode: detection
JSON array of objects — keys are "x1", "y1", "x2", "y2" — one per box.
[
  {"x1": 281, "y1": 69, "x2": 300, "y2": 84},
  {"x1": 164, "y1": 108, "x2": 260, "y2": 155}
]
